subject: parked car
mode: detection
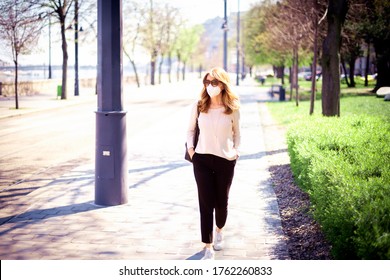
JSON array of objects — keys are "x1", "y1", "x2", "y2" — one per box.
[
  {"x1": 304, "y1": 71, "x2": 321, "y2": 81},
  {"x1": 298, "y1": 71, "x2": 312, "y2": 80}
]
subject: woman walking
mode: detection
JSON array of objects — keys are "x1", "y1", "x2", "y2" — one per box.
[{"x1": 186, "y1": 67, "x2": 241, "y2": 260}]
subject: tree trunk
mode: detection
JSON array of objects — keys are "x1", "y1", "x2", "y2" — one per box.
[
  {"x1": 150, "y1": 60, "x2": 155, "y2": 85},
  {"x1": 291, "y1": 49, "x2": 299, "y2": 106},
  {"x1": 60, "y1": 16, "x2": 68, "y2": 100},
  {"x1": 150, "y1": 50, "x2": 157, "y2": 85},
  {"x1": 348, "y1": 55, "x2": 356, "y2": 87},
  {"x1": 310, "y1": 1, "x2": 319, "y2": 115},
  {"x1": 289, "y1": 67, "x2": 293, "y2": 101},
  {"x1": 123, "y1": 49, "x2": 140, "y2": 88},
  {"x1": 321, "y1": 0, "x2": 348, "y2": 117},
  {"x1": 341, "y1": 58, "x2": 350, "y2": 86},
  {"x1": 130, "y1": 59, "x2": 140, "y2": 88},
  {"x1": 158, "y1": 56, "x2": 163, "y2": 84},
  {"x1": 168, "y1": 52, "x2": 172, "y2": 83},
  {"x1": 275, "y1": 66, "x2": 284, "y2": 80},
  {"x1": 176, "y1": 52, "x2": 181, "y2": 82},
  {"x1": 364, "y1": 41, "x2": 370, "y2": 87},
  {"x1": 182, "y1": 61, "x2": 186, "y2": 81},
  {"x1": 294, "y1": 50, "x2": 299, "y2": 107},
  {"x1": 14, "y1": 58, "x2": 19, "y2": 109},
  {"x1": 372, "y1": 38, "x2": 390, "y2": 92}
]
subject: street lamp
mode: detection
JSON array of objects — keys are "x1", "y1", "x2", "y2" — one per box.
[
  {"x1": 95, "y1": 0, "x2": 128, "y2": 206},
  {"x1": 48, "y1": 14, "x2": 52, "y2": 79},
  {"x1": 74, "y1": 0, "x2": 80, "y2": 96},
  {"x1": 222, "y1": 0, "x2": 228, "y2": 71}
]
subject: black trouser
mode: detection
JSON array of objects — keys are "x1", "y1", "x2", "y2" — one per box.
[{"x1": 192, "y1": 153, "x2": 236, "y2": 244}]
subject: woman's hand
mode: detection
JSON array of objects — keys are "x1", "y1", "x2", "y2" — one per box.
[{"x1": 188, "y1": 148, "x2": 196, "y2": 160}]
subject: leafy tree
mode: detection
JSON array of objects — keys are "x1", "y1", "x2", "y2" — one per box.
[
  {"x1": 139, "y1": 0, "x2": 165, "y2": 85},
  {"x1": 174, "y1": 25, "x2": 204, "y2": 81},
  {"x1": 244, "y1": 0, "x2": 323, "y2": 105},
  {"x1": 242, "y1": 2, "x2": 271, "y2": 71},
  {"x1": 275, "y1": 0, "x2": 313, "y2": 105},
  {"x1": 0, "y1": 0, "x2": 43, "y2": 109},
  {"x1": 253, "y1": 0, "x2": 313, "y2": 104},
  {"x1": 32, "y1": 0, "x2": 74, "y2": 100},
  {"x1": 340, "y1": 1, "x2": 370, "y2": 88},
  {"x1": 157, "y1": 4, "x2": 181, "y2": 84}
]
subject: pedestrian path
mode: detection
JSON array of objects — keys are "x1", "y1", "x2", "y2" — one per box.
[
  {"x1": 0, "y1": 78, "x2": 289, "y2": 260},
  {"x1": 0, "y1": 88, "x2": 97, "y2": 120}
]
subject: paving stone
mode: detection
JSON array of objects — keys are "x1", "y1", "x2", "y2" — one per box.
[{"x1": 0, "y1": 79, "x2": 289, "y2": 260}]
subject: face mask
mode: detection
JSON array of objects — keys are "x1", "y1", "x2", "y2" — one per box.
[{"x1": 207, "y1": 85, "x2": 221, "y2": 98}]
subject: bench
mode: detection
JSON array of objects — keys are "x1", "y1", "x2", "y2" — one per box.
[{"x1": 269, "y1": 84, "x2": 286, "y2": 101}]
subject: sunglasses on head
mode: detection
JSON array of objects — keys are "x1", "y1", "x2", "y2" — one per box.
[{"x1": 203, "y1": 79, "x2": 220, "y2": 87}]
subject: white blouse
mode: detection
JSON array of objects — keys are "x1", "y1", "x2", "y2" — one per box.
[{"x1": 187, "y1": 101, "x2": 241, "y2": 161}]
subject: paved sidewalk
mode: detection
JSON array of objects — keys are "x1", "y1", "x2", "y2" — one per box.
[
  {"x1": 0, "y1": 78, "x2": 289, "y2": 260},
  {"x1": 0, "y1": 87, "x2": 97, "y2": 120}
]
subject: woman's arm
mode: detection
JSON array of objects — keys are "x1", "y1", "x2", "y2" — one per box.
[
  {"x1": 232, "y1": 110, "x2": 241, "y2": 158},
  {"x1": 186, "y1": 102, "x2": 199, "y2": 158}
]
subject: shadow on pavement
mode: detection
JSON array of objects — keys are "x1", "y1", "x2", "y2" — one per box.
[{"x1": 0, "y1": 200, "x2": 101, "y2": 236}]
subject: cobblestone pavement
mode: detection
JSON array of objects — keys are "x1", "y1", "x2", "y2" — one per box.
[{"x1": 0, "y1": 78, "x2": 289, "y2": 260}]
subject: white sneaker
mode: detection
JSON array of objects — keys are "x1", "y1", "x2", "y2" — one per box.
[
  {"x1": 213, "y1": 231, "x2": 223, "y2": 251},
  {"x1": 201, "y1": 248, "x2": 215, "y2": 260}
]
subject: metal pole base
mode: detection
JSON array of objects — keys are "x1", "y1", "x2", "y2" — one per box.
[{"x1": 95, "y1": 111, "x2": 128, "y2": 206}]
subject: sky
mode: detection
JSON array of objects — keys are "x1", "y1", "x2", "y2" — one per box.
[
  {"x1": 1, "y1": 0, "x2": 263, "y2": 67},
  {"x1": 164, "y1": 0, "x2": 261, "y2": 24}
]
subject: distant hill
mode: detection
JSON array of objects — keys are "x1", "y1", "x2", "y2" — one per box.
[
  {"x1": 202, "y1": 17, "x2": 225, "y2": 52},
  {"x1": 200, "y1": 12, "x2": 243, "y2": 70}
]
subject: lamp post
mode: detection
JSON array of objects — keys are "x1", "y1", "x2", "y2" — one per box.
[
  {"x1": 74, "y1": 0, "x2": 79, "y2": 96},
  {"x1": 95, "y1": 0, "x2": 128, "y2": 206},
  {"x1": 48, "y1": 14, "x2": 52, "y2": 79},
  {"x1": 223, "y1": 0, "x2": 228, "y2": 71}
]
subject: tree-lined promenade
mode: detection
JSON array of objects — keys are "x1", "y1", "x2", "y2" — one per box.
[
  {"x1": 0, "y1": 0, "x2": 389, "y2": 261},
  {"x1": 1, "y1": 0, "x2": 389, "y2": 113},
  {"x1": 0, "y1": 0, "x2": 203, "y2": 105}
]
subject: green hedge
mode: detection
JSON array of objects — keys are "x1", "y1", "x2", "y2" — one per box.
[{"x1": 287, "y1": 115, "x2": 390, "y2": 259}]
